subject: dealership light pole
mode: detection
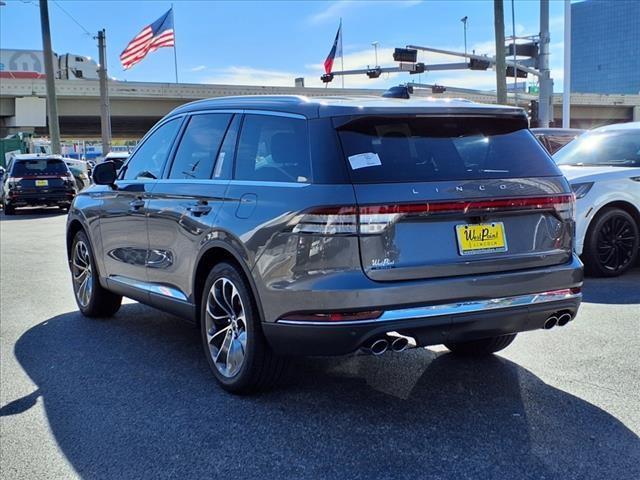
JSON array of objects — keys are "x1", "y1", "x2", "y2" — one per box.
[
  {"x1": 39, "y1": 0, "x2": 61, "y2": 154},
  {"x1": 538, "y1": 0, "x2": 553, "y2": 127},
  {"x1": 563, "y1": 0, "x2": 571, "y2": 128}
]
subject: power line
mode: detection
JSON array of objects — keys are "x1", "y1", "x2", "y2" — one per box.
[{"x1": 51, "y1": 0, "x2": 92, "y2": 37}]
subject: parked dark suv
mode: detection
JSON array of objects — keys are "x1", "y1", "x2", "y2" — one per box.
[
  {"x1": 67, "y1": 96, "x2": 583, "y2": 393},
  {"x1": 2, "y1": 155, "x2": 77, "y2": 215}
]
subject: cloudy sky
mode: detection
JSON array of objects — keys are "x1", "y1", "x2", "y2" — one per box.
[{"x1": 0, "y1": 0, "x2": 569, "y2": 91}]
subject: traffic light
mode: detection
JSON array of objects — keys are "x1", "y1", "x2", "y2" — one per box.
[
  {"x1": 528, "y1": 100, "x2": 539, "y2": 127},
  {"x1": 506, "y1": 42, "x2": 539, "y2": 58},
  {"x1": 366, "y1": 68, "x2": 382, "y2": 79},
  {"x1": 506, "y1": 66, "x2": 528, "y2": 78},
  {"x1": 320, "y1": 73, "x2": 334, "y2": 83},
  {"x1": 409, "y1": 62, "x2": 426, "y2": 74},
  {"x1": 469, "y1": 58, "x2": 491, "y2": 70},
  {"x1": 393, "y1": 48, "x2": 418, "y2": 63}
]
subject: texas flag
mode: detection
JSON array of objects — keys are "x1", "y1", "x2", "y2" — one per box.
[{"x1": 324, "y1": 22, "x2": 342, "y2": 74}]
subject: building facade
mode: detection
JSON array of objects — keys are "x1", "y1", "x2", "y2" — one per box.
[{"x1": 571, "y1": 0, "x2": 640, "y2": 94}]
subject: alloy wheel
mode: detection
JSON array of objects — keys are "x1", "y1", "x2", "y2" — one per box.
[
  {"x1": 205, "y1": 277, "x2": 248, "y2": 378},
  {"x1": 596, "y1": 215, "x2": 636, "y2": 273},
  {"x1": 72, "y1": 240, "x2": 93, "y2": 308}
]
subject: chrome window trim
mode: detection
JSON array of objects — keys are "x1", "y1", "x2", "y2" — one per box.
[
  {"x1": 227, "y1": 180, "x2": 311, "y2": 188},
  {"x1": 277, "y1": 290, "x2": 582, "y2": 326},
  {"x1": 151, "y1": 179, "x2": 230, "y2": 185},
  {"x1": 188, "y1": 109, "x2": 306, "y2": 120}
]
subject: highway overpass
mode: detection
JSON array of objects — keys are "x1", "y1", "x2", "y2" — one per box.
[{"x1": 1, "y1": 78, "x2": 639, "y2": 139}]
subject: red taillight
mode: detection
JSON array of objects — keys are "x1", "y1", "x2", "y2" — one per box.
[
  {"x1": 292, "y1": 195, "x2": 575, "y2": 236},
  {"x1": 279, "y1": 310, "x2": 383, "y2": 322}
]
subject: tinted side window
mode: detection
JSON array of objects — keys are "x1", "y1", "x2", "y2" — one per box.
[
  {"x1": 168, "y1": 113, "x2": 232, "y2": 179},
  {"x1": 235, "y1": 115, "x2": 311, "y2": 183},
  {"x1": 122, "y1": 118, "x2": 181, "y2": 180}
]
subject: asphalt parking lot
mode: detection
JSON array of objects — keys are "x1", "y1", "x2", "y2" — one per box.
[{"x1": 1, "y1": 208, "x2": 639, "y2": 480}]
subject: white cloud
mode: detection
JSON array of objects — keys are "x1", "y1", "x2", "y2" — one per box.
[
  {"x1": 308, "y1": 0, "x2": 421, "y2": 24},
  {"x1": 203, "y1": 66, "x2": 302, "y2": 87},
  {"x1": 307, "y1": 1, "x2": 355, "y2": 25},
  {"x1": 190, "y1": 65, "x2": 207, "y2": 72}
]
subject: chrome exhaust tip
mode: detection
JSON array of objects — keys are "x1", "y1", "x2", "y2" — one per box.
[
  {"x1": 557, "y1": 313, "x2": 572, "y2": 326},
  {"x1": 390, "y1": 336, "x2": 409, "y2": 352},
  {"x1": 369, "y1": 338, "x2": 389, "y2": 356},
  {"x1": 544, "y1": 316, "x2": 558, "y2": 330}
]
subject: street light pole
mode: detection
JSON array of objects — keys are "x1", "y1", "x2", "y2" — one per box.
[
  {"x1": 461, "y1": 16, "x2": 468, "y2": 58},
  {"x1": 372, "y1": 41, "x2": 379, "y2": 67},
  {"x1": 39, "y1": 0, "x2": 61, "y2": 154}
]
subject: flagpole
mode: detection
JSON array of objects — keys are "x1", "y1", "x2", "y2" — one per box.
[
  {"x1": 340, "y1": 18, "x2": 344, "y2": 89},
  {"x1": 172, "y1": 4, "x2": 179, "y2": 83}
]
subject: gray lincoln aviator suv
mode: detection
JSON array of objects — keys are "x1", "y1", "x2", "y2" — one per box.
[{"x1": 67, "y1": 95, "x2": 583, "y2": 393}]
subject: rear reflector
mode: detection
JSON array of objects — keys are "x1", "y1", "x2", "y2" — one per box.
[
  {"x1": 293, "y1": 194, "x2": 575, "y2": 235},
  {"x1": 279, "y1": 310, "x2": 383, "y2": 322}
]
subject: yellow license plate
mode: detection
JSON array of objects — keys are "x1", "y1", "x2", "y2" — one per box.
[
  {"x1": 456, "y1": 222, "x2": 507, "y2": 255},
  {"x1": 35, "y1": 179, "x2": 49, "y2": 187}
]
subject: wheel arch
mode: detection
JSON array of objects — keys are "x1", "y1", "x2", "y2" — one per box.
[
  {"x1": 66, "y1": 217, "x2": 106, "y2": 284},
  {"x1": 193, "y1": 242, "x2": 265, "y2": 325},
  {"x1": 587, "y1": 200, "x2": 640, "y2": 235}
]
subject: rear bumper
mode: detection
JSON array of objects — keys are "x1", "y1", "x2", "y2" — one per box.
[
  {"x1": 7, "y1": 190, "x2": 74, "y2": 207},
  {"x1": 263, "y1": 293, "x2": 581, "y2": 356}
]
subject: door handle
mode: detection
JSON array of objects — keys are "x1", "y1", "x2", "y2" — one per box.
[
  {"x1": 129, "y1": 198, "x2": 145, "y2": 210},
  {"x1": 187, "y1": 201, "x2": 212, "y2": 216}
]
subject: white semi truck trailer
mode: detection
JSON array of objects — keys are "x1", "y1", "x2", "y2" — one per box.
[{"x1": 0, "y1": 48, "x2": 99, "y2": 80}]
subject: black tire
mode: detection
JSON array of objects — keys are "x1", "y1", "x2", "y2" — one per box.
[
  {"x1": 200, "y1": 262, "x2": 286, "y2": 394},
  {"x1": 445, "y1": 334, "x2": 516, "y2": 356},
  {"x1": 4, "y1": 203, "x2": 16, "y2": 215},
  {"x1": 582, "y1": 208, "x2": 639, "y2": 277},
  {"x1": 71, "y1": 230, "x2": 122, "y2": 317}
]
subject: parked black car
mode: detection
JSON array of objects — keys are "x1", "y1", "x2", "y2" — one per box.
[
  {"x1": 67, "y1": 96, "x2": 583, "y2": 393},
  {"x1": 2, "y1": 155, "x2": 77, "y2": 215}
]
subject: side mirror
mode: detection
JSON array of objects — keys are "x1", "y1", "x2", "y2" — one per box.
[{"x1": 92, "y1": 161, "x2": 118, "y2": 186}]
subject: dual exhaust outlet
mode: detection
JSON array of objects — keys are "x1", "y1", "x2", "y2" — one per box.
[
  {"x1": 362, "y1": 334, "x2": 411, "y2": 356},
  {"x1": 544, "y1": 311, "x2": 574, "y2": 330}
]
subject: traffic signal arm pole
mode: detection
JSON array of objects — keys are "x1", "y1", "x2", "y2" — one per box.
[{"x1": 406, "y1": 45, "x2": 540, "y2": 77}]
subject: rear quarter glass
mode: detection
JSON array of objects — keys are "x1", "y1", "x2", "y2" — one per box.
[{"x1": 336, "y1": 116, "x2": 560, "y2": 183}]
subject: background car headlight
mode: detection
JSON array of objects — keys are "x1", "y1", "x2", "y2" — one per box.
[{"x1": 571, "y1": 182, "x2": 594, "y2": 199}]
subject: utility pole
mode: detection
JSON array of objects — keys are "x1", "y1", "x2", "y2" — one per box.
[
  {"x1": 562, "y1": 0, "x2": 571, "y2": 128},
  {"x1": 39, "y1": 0, "x2": 61, "y2": 154},
  {"x1": 538, "y1": 0, "x2": 553, "y2": 127},
  {"x1": 97, "y1": 29, "x2": 112, "y2": 156},
  {"x1": 493, "y1": 0, "x2": 507, "y2": 105}
]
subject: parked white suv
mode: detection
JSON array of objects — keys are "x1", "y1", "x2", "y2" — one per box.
[{"x1": 555, "y1": 122, "x2": 640, "y2": 276}]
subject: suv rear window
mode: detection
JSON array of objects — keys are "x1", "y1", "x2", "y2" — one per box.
[
  {"x1": 337, "y1": 116, "x2": 559, "y2": 183},
  {"x1": 12, "y1": 159, "x2": 68, "y2": 176}
]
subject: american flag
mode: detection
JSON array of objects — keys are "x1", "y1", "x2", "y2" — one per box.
[{"x1": 120, "y1": 9, "x2": 175, "y2": 70}]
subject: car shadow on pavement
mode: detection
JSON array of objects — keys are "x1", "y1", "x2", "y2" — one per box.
[
  {"x1": 9, "y1": 304, "x2": 640, "y2": 480},
  {"x1": 581, "y1": 267, "x2": 640, "y2": 304},
  {"x1": 0, "y1": 207, "x2": 67, "y2": 221}
]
